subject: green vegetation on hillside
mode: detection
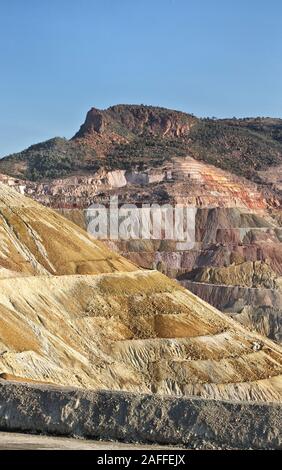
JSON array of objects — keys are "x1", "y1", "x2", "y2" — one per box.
[
  {"x1": 0, "y1": 106, "x2": 281, "y2": 182},
  {"x1": 189, "y1": 119, "x2": 282, "y2": 177},
  {"x1": 107, "y1": 135, "x2": 188, "y2": 170},
  {"x1": 221, "y1": 117, "x2": 282, "y2": 145},
  {"x1": 0, "y1": 138, "x2": 99, "y2": 180}
]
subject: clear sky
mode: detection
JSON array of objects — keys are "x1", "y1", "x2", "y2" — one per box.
[{"x1": 0, "y1": 0, "x2": 281, "y2": 156}]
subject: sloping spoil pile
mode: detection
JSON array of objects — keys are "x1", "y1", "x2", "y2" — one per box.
[{"x1": 0, "y1": 183, "x2": 281, "y2": 405}]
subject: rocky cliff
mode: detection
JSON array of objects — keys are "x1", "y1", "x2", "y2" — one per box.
[{"x1": 74, "y1": 105, "x2": 196, "y2": 140}]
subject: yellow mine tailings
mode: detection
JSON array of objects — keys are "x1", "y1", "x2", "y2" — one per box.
[{"x1": 0, "y1": 182, "x2": 281, "y2": 403}]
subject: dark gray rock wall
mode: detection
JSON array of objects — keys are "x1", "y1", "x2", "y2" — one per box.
[{"x1": 0, "y1": 381, "x2": 280, "y2": 449}]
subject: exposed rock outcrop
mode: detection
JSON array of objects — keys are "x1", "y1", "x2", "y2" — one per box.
[
  {"x1": 0, "y1": 156, "x2": 268, "y2": 210},
  {"x1": 73, "y1": 105, "x2": 196, "y2": 140},
  {"x1": 181, "y1": 281, "x2": 282, "y2": 343},
  {"x1": 182, "y1": 261, "x2": 281, "y2": 289}
]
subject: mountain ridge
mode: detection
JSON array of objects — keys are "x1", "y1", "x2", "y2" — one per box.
[{"x1": 0, "y1": 105, "x2": 281, "y2": 198}]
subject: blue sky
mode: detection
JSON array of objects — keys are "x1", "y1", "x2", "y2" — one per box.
[{"x1": 0, "y1": 0, "x2": 281, "y2": 156}]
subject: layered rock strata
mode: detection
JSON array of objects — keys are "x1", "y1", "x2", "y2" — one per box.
[{"x1": 0, "y1": 184, "x2": 281, "y2": 402}]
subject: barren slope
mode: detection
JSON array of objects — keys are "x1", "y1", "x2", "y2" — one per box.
[
  {"x1": 0, "y1": 184, "x2": 281, "y2": 403},
  {"x1": 0, "y1": 183, "x2": 135, "y2": 277},
  {"x1": 1, "y1": 156, "x2": 281, "y2": 343},
  {"x1": 0, "y1": 271, "x2": 282, "y2": 402}
]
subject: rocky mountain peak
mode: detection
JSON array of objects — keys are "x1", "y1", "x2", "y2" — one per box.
[
  {"x1": 73, "y1": 104, "x2": 196, "y2": 140},
  {"x1": 75, "y1": 107, "x2": 107, "y2": 136},
  {"x1": 0, "y1": 104, "x2": 281, "y2": 202}
]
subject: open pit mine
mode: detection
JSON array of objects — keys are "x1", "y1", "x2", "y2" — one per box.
[
  {"x1": 0, "y1": 105, "x2": 281, "y2": 448},
  {"x1": 0, "y1": 182, "x2": 281, "y2": 448},
  {"x1": 1, "y1": 105, "x2": 281, "y2": 344}
]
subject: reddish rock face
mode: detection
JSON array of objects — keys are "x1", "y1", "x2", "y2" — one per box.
[
  {"x1": 81, "y1": 107, "x2": 106, "y2": 134},
  {"x1": 74, "y1": 105, "x2": 196, "y2": 140},
  {"x1": 0, "y1": 157, "x2": 268, "y2": 211}
]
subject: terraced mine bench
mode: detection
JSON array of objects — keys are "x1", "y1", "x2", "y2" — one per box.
[{"x1": 0, "y1": 380, "x2": 281, "y2": 450}]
